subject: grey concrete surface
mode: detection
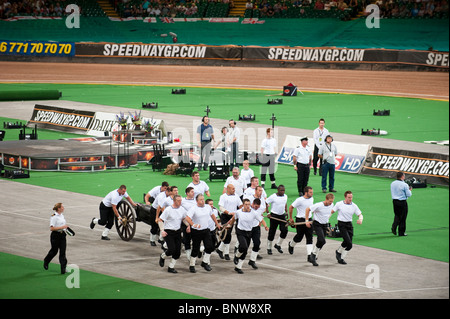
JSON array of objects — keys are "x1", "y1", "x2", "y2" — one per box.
[{"x1": 0, "y1": 180, "x2": 448, "y2": 299}]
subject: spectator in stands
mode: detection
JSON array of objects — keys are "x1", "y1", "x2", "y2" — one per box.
[
  {"x1": 315, "y1": 0, "x2": 325, "y2": 9},
  {"x1": 54, "y1": 2, "x2": 63, "y2": 16},
  {"x1": 189, "y1": 3, "x2": 198, "y2": 15},
  {"x1": 123, "y1": 4, "x2": 131, "y2": 17},
  {"x1": 337, "y1": 0, "x2": 348, "y2": 10},
  {"x1": 143, "y1": 0, "x2": 151, "y2": 11},
  {"x1": 273, "y1": 1, "x2": 282, "y2": 13},
  {"x1": 260, "y1": 3, "x2": 268, "y2": 16},
  {"x1": 246, "y1": 1, "x2": 253, "y2": 9},
  {"x1": 381, "y1": 1, "x2": 393, "y2": 17},
  {"x1": 131, "y1": 3, "x2": 143, "y2": 17},
  {"x1": 435, "y1": 0, "x2": 448, "y2": 14},
  {"x1": 1, "y1": 1, "x2": 11, "y2": 18},
  {"x1": 161, "y1": 4, "x2": 169, "y2": 16},
  {"x1": 281, "y1": 1, "x2": 288, "y2": 14},
  {"x1": 425, "y1": 1, "x2": 435, "y2": 17},
  {"x1": 410, "y1": 3, "x2": 419, "y2": 17},
  {"x1": 418, "y1": 3, "x2": 426, "y2": 17},
  {"x1": 391, "y1": 3, "x2": 400, "y2": 16},
  {"x1": 398, "y1": 3, "x2": 409, "y2": 16}
]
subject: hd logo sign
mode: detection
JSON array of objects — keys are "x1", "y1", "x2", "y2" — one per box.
[{"x1": 276, "y1": 135, "x2": 370, "y2": 174}]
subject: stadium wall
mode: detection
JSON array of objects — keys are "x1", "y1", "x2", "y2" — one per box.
[{"x1": 0, "y1": 40, "x2": 448, "y2": 71}]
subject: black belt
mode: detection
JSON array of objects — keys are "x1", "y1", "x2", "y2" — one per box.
[{"x1": 165, "y1": 229, "x2": 181, "y2": 234}]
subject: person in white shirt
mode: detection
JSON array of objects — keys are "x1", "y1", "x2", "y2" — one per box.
[
  {"x1": 313, "y1": 118, "x2": 330, "y2": 176},
  {"x1": 266, "y1": 185, "x2": 288, "y2": 254},
  {"x1": 244, "y1": 176, "x2": 268, "y2": 199},
  {"x1": 158, "y1": 195, "x2": 189, "y2": 273},
  {"x1": 260, "y1": 127, "x2": 278, "y2": 189},
  {"x1": 293, "y1": 136, "x2": 313, "y2": 196},
  {"x1": 181, "y1": 187, "x2": 196, "y2": 260},
  {"x1": 159, "y1": 186, "x2": 179, "y2": 212},
  {"x1": 185, "y1": 194, "x2": 221, "y2": 273},
  {"x1": 331, "y1": 191, "x2": 363, "y2": 264},
  {"x1": 187, "y1": 171, "x2": 211, "y2": 198},
  {"x1": 227, "y1": 119, "x2": 240, "y2": 167},
  {"x1": 288, "y1": 186, "x2": 314, "y2": 262},
  {"x1": 206, "y1": 198, "x2": 220, "y2": 250},
  {"x1": 148, "y1": 187, "x2": 172, "y2": 246},
  {"x1": 217, "y1": 184, "x2": 243, "y2": 260},
  {"x1": 90, "y1": 185, "x2": 137, "y2": 241},
  {"x1": 240, "y1": 160, "x2": 254, "y2": 187},
  {"x1": 144, "y1": 181, "x2": 169, "y2": 204},
  {"x1": 228, "y1": 199, "x2": 264, "y2": 274},
  {"x1": 223, "y1": 167, "x2": 246, "y2": 198},
  {"x1": 305, "y1": 193, "x2": 335, "y2": 266},
  {"x1": 157, "y1": 186, "x2": 178, "y2": 251},
  {"x1": 44, "y1": 203, "x2": 69, "y2": 274},
  {"x1": 241, "y1": 186, "x2": 269, "y2": 268}
]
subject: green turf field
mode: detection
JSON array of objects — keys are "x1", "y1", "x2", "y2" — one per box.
[
  {"x1": 1, "y1": 83, "x2": 448, "y2": 143},
  {"x1": 0, "y1": 252, "x2": 203, "y2": 299}
]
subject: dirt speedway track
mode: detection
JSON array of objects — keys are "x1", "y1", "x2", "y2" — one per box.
[
  {"x1": 0, "y1": 62, "x2": 448, "y2": 299},
  {"x1": 1, "y1": 62, "x2": 449, "y2": 100}
]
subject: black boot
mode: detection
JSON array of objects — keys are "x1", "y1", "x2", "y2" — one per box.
[{"x1": 310, "y1": 253, "x2": 319, "y2": 266}]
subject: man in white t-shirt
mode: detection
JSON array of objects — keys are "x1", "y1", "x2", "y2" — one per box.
[
  {"x1": 241, "y1": 186, "x2": 268, "y2": 267},
  {"x1": 227, "y1": 119, "x2": 240, "y2": 167},
  {"x1": 331, "y1": 191, "x2": 363, "y2": 264},
  {"x1": 90, "y1": 185, "x2": 137, "y2": 240},
  {"x1": 228, "y1": 198, "x2": 264, "y2": 274},
  {"x1": 181, "y1": 186, "x2": 196, "y2": 260},
  {"x1": 144, "y1": 181, "x2": 169, "y2": 204},
  {"x1": 288, "y1": 186, "x2": 314, "y2": 262},
  {"x1": 187, "y1": 171, "x2": 210, "y2": 198},
  {"x1": 266, "y1": 185, "x2": 288, "y2": 254},
  {"x1": 305, "y1": 193, "x2": 335, "y2": 266},
  {"x1": 313, "y1": 118, "x2": 329, "y2": 176},
  {"x1": 217, "y1": 184, "x2": 243, "y2": 260},
  {"x1": 223, "y1": 167, "x2": 246, "y2": 198},
  {"x1": 185, "y1": 194, "x2": 221, "y2": 273},
  {"x1": 260, "y1": 127, "x2": 278, "y2": 189},
  {"x1": 149, "y1": 187, "x2": 172, "y2": 246},
  {"x1": 240, "y1": 160, "x2": 254, "y2": 187},
  {"x1": 243, "y1": 176, "x2": 267, "y2": 200},
  {"x1": 158, "y1": 195, "x2": 188, "y2": 273}
]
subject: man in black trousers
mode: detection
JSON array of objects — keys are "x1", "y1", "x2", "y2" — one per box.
[
  {"x1": 293, "y1": 136, "x2": 312, "y2": 196},
  {"x1": 390, "y1": 171, "x2": 412, "y2": 236}
]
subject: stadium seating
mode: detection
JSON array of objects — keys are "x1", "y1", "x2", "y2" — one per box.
[
  {"x1": 0, "y1": 0, "x2": 106, "y2": 18},
  {"x1": 2, "y1": 0, "x2": 447, "y2": 20}
]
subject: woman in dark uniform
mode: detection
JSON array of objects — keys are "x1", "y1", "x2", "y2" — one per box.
[{"x1": 44, "y1": 203, "x2": 69, "y2": 274}]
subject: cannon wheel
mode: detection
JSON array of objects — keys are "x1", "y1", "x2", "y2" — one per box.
[{"x1": 114, "y1": 200, "x2": 137, "y2": 241}]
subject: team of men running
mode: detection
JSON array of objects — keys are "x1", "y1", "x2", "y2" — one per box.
[{"x1": 92, "y1": 166, "x2": 364, "y2": 274}]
